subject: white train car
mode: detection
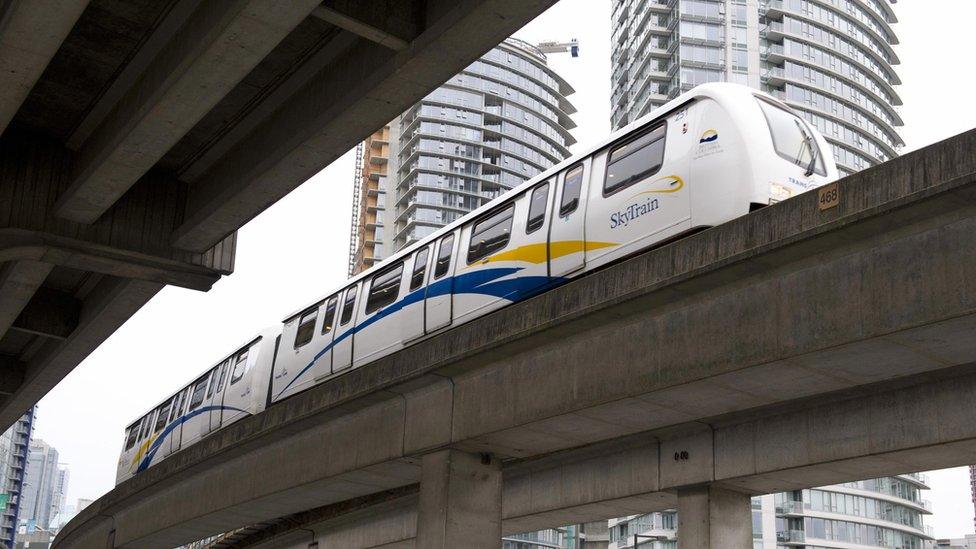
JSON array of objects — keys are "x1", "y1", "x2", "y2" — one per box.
[
  {"x1": 269, "y1": 83, "x2": 836, "y2": 402},
  {"x1": 116, "y1": 329, "x2": 278, "y2": 484},
  {"x1": 117, "y1": 83, "x2": 837, "y2": 483}
]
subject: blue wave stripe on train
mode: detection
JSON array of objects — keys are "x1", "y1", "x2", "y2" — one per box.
[
  {"x1": 136, "y1": 404, "x2": 247, "y2": 472},
  {"x1": 274, "y1": 267, "x2": 565, "y2": 399}
]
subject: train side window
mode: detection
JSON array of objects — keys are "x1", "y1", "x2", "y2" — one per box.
[
  {"x1": 293, "y1": 306, "x2": 319, "y2": 349},
  {"x1": 169, "y1": 390, "x2": 184, "y2": 422},
  {"x1": 366, "y1": 262, "x2": 404, "y2": 314},
  {"x1": 230, "y1": 348, "x2": 249, "y2": 385},
  {"x1": 340, "y1": 285, "x2": 358, "y2": 325},
  {"x1": 604, "y1": 123, "x2": 666, "y2": 196},
  {"x1": 138, "y1": 413, "x2": 152, "y2": 440},
  {"x1": 188, "y1": 374, "x2": 210, "y2": 411},
  {"x1": 153, "y1": 398, "x2": 173, "y2": 433},
  {"x1": 526, "y1": 183, "x2": 550, "y2": 234},
  {"x1": 124, "y1": 422, "x2": 140, "y2": 450},
  {"x1": 321, "y1": 296, "x2": 338, "y2": 335},
  {"x1": 468, "y1": 205, "x2": 515, "y2": 263},
  {"x1": 410, "y1": 247, "x2": 430, "y2": 291},
  {"x1": 214, "y1": 359, "x2": 229, "y2": 394},
  {"x1": 560, "y1": 165, "x2": 584, "y2": 216},
  {"x1": 434, "y1": 234, "x2": 455, "y2": 279}
]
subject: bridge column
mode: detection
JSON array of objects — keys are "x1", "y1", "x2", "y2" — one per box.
[
  {"x1": 416, "y1": 449, "x2": 501, "y2": 548},
  {"x1": 677, "y1": 485, "x2": 752, "y2": 549}
]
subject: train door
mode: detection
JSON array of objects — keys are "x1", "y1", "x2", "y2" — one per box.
[
  {"x1": 180, "y1": 370, "x2": 213, "y2": 448},
  {"x1": 314, "y1": 296, "x2": 338, "y2": 381},
  {"x1": 332, "y1": 283, "x2": 360, "y2": 373},
  {"x1": 164, "y1": 388, "x2": 186, "y2": 455},
  {"x1": 548, "y1": 162, "x2": 590, "y2": 278},
  {"x1": 518, "y1": 180, "x2": 555, "y2": 295},
  {"x1": 354, "y1": 260, "x2": 406, "y2": 367},
  {"x1": 401, "y1": 246, "x2": 430, "y2": 342},
  {"x1": 222, "y1": 346, "x2": 254, "y2": 426},
  {"x1": 425, "y1": 232, "x2": 457, "y2": 332},
  {"x1": 204, "y1": 360, "x2": 229, "y2": 435},
  {"x1": 148, "y1": 396, "x2": 175, "y2": 462}
]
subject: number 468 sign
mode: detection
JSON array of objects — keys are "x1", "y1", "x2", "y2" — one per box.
[{"x1": 818, "y1": 182, "x2": 839, "y2": 211}]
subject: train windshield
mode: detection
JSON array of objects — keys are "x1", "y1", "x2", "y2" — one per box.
[{"x1": 756, "y1": 97, "x2": 826, "y2": 177}]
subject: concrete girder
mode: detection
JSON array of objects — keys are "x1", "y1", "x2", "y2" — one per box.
[
  {"x1": 171, "y1": 0, "x2": 559, "y2": 252},
  {"x1": 0, "y1": 276, "x2": 162, "y2": 429},
  {"x1": 0, "y1": 259, "x2": 52, "y2": 339},
  {"x1": 0, "y1": 0, "x2": 90, "y2": 137},
  {"x1": 55, "y1": 132, "x2": 976, "y2": 547},
  {"x1": 310, "y1": 5, "x2": 410, "y2": 51},
  {"x1": 53, "y1": 0, "x2": 322, "y2": 224},
  {"x1": 9, "y1": 286, "x2": 80, "y2": 340}
]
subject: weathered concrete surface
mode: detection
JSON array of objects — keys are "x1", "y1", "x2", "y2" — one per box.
[
  {"x1": 677, "y1": 486, "x2": 752, "y2": 549},
  {"x1": 416, "y1": 450, "x2": 501, "y2": 548},
  {"x1": 56, "y1": 129, "x2": 976, "y2": 548},
  {"x1": 1, "y1": 0, "x2": 556, "y2": 433}
]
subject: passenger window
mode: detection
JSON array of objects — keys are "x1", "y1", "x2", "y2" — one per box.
[
  {"x1": 214, "y1": 360, "x2": 228, "y2": 394},
  {"x1": 434, "y1": 235, "x2": 455, "y2": 279},
  {"x1": 468, "y1": 205, "x2": 515, "y2": 263},
  {"x1": 293, "y1": 306, "x2": 319, "y2": 349},
  {"x1": 526, "y1": 183, "x2": 550, "y2": 234},
  {"x1": 170, "y1": 390, "x2": 185, "y2": 421},
  {"x1": 139, "y1": 413, "x2": 152, "y2": 440},
  {"x1": 205, "y1": 366, "x2": 220, "y2": 399},
  {"x1": 153, "y1": 399, "x2": 172, "y2": 433},
  {"x1": 604, "y1": 124, "x2": 666, "y2": 196},
  {"x1": 188, "y1": 374, "x2": 210, "y2": 411},
  {"x1": 366, "y1": 262, "x2": 403, "y2": 314},
  {"x1": 230, "y1": 348, "x2": 249, "y2": 385},
  {"x1": 340, "y1": 286, "x2": 358, "y2": 325},
  {"x1": 321, "y1": 296, "x2": 338, "y2": 335},
  {"x1": 124, "y1": 422, "x2": 140, "y2": 450},
  {"x1": 410, "y1": 247, "x2": 430, "y2": 291},
  {"x1": 560, "y1": 165, "x2": 584, "y2": 216}
]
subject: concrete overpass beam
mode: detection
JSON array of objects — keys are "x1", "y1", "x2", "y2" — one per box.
[
  {"x1": 172, "y1": 0, "x2": 558, "y2": 252},
  {"x1": 0, "y1": 260, "x2": 53, "y2": 338},
  {"x1": 676, "y1": 485, "x2": 752, "y2": 549},
  {"x1": 0, "y1": 0, "x2": 89, "y2": 136},
  {"x1": 416, "y1": 449, "x2": 501, "y2": 549},
  {"x1": 54, "y1": 0, "x2": 321, "y2": 224},
  {"x1": 9, "y1": 287, "x2": 80, "y2": 340}
]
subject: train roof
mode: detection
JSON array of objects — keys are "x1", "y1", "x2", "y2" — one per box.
[{"x1": 283, "y1": 82, "x2": 782, "y2": 321}]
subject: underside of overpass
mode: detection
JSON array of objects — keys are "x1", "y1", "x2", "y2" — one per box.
[
  {"x1": 54, "y1": 130, "x2": 976, "y2": 548},
  {"x1": 0, "y1": 0, "x2": 557, "y2": 431}
]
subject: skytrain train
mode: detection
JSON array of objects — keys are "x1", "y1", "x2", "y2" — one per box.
[{"x1": 117, "y1": 83, "x2": 838, "y2": 483}]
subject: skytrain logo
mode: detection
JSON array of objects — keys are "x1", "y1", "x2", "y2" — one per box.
[
  {"x1": 609, "y1": 175, "x2": 684, "y2": 229},
  {"x1": 699, "y1": 129, "x2": 719, "y2": 143}
]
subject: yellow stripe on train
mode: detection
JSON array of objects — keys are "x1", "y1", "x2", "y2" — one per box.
[{"x1": 478, "y1": 240, "x2": 617, "y2": 265}]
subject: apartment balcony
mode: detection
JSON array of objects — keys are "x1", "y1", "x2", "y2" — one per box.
[
  {"x1": 775, "y1": 501, "x2": 806, "y2": 516},
  {"x1": 646, "y1": 1, "x2": 670, "y2": 14},
  {"x1": 764, "y1": 42, "x2": 785, "y2": 64},
  {"x1": 764, "y1": 66, "x2": 786, "y2": 87},
  {"x1": 776, "y1": 530, "x2": 805, "y2": 544}
]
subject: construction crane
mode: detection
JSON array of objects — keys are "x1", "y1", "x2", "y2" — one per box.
[{"x1": 536, "y1": 38, "x2": 580, "y2": 57}]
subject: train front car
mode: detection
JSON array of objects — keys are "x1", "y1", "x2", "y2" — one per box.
[{"x1": 115, "y1": 329, "x2": 278, "y2": 485}]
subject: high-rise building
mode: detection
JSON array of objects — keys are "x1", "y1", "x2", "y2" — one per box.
[
  {"x1": 348, "y1": 37, "x2": 577, "y2": 275},
  {"x1": 610, "y1": 0, "x2": 902, "y2": 177},
  {"x1": 20, "y1": 440, "x2": 59, "y2": 531},
  {"x1": 605, "y1": 474, "x2": 932, "y2": 548},
  {"x1": 49, "y1": 466, "x2": 68, "y2": 528},
  {"x1": 0, "y1": 409, "x2": 34, "y2": 549}
]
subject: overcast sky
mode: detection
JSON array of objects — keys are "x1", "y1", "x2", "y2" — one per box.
[{"x1": 37, "y1": 0, "x2": 976, "y2": 538}]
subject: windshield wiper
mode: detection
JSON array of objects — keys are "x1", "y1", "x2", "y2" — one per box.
[{"x1": 795, "y1": 119, "x2": 819, "y2": 176}]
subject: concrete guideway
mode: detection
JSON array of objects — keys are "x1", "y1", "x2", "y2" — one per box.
[
  {"x1": 54, "y1": 129, "x2": 976, "y2": 548},
  {"x1": 0, "y1": 0, "x2": 557, "y2": 432}
]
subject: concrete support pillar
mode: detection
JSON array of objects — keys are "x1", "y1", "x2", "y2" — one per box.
[
  {"x1": 415, "y1": 449, "x2": 501, "y2": 548},
  {"x1": 677, "y1": 485, "x2": 752, "y2": 549}
]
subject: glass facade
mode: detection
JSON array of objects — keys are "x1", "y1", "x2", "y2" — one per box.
[
  {"x1": 349, "y1": 38, "x2": 576, "y2": 274},
  {"x1": 610, "y1": 0, "x2": 902, "y2": 177}
]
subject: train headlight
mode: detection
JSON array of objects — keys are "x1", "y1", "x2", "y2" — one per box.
[{"x1": 770, "y1": 183, "x2": 792, "y2": 203}]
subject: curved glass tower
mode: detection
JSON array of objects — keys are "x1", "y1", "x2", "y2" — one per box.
[
  {"x1": 610, "y1": 0, "x2": 902, "y2": 177},
  {"x1": 349, "y1": 38, "x2": 576, "y2": 274}
]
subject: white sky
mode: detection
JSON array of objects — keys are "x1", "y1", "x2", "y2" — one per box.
[{"x1": 35, "y1": 0, "x2": 976, "y2": 538}]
